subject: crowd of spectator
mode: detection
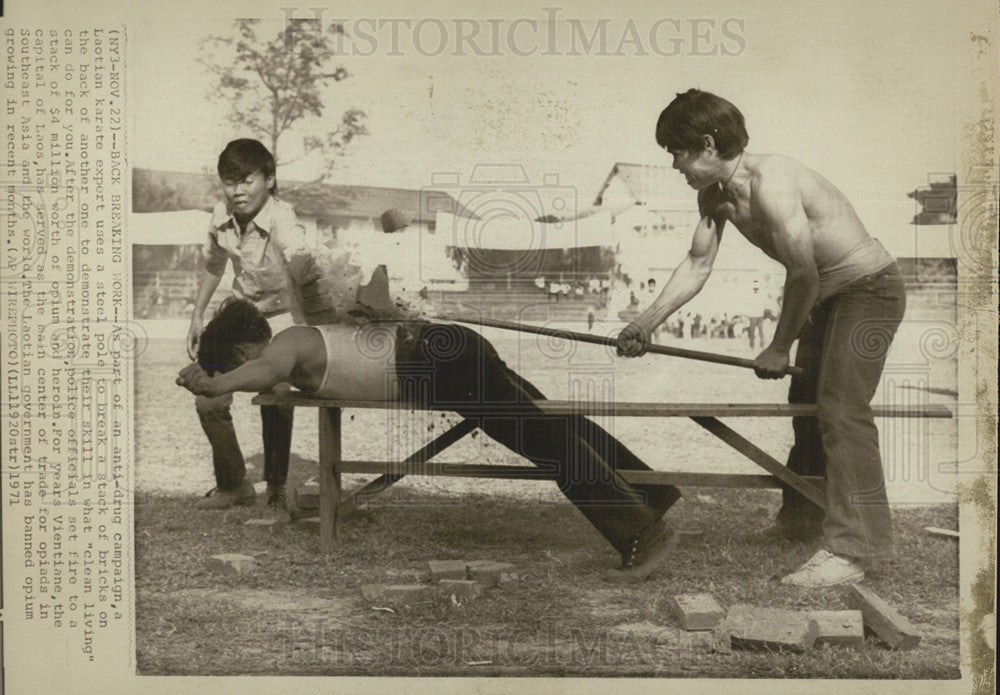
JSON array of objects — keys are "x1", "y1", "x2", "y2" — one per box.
[
  {"x1": 534, "y1": 275, "x2": 611, "y2": 304},
  {"x1": 616, "y1": 277, "x2": 781, "y2": 346}
]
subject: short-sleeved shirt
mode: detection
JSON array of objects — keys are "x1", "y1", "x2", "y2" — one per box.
[{"x1": 202, "y1": 197, "x2": 309, "y2": 317}]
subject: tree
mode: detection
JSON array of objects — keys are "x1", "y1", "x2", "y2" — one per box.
[{"x1": 199, "y1": 19, "x2": 367, "y2": 178}]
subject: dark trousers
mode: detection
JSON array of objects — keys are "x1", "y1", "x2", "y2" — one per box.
[
  {"x1": 394, "y1": 322, "x2": 680, "y2": 553},
  {"x1": 196, "y1": 389, "x2": 294, "y2": 490},
  {"x1": 776, "y1": 263, "x2": 906, "y2": 558},
  {"x1": 747, "y1": 317, "x2": 765, "y2": 349}
]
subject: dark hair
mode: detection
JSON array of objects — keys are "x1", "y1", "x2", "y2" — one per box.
[
  {"x1": 655, "y1": 89, "x2": 749, "y2": 159},
  {"x1": 197, "y1": 298, "x2": 272, "y2": 375},
  {"x1": 217, "y1": 139, "x2": 278, "y2": 193}
]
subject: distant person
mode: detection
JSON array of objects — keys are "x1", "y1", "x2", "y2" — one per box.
[
  {"x1": 178, "y1": 298, "x2": 684, "y2": 582},
  {"x1": 616, "y1": 89, "x2": 906, "y2": 587},
  {"x1": 646, "y1": 278, "x2": 657, "y2": 300},
  {"x1": 587, "y1": 305, "x2": 596, "y2": 331},
  {"x1": 549, "y1": 280, "x2": 561, "y2": 302},
  {"x1": 745, "y1": 283, "x2": 768, "y2": 349}
]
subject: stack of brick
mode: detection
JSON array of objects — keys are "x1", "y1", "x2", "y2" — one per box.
[
  {"x1": 360, "y1": 559, "x2": 520, "y2": 607},
  {"x1": 662, "y1": 592, "x2": 876, "y2": 653}
]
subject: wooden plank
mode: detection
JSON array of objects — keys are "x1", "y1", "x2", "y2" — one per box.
[
  {"x1": 924, "y1": 526, "x2": 960, "y2": 539},
  {"x1": 337, "y1": 460, "x2": 824, "y2": 489},
  {"x1": 336, "y1": 419, "x2": 478, "y2": 518},
  {"x1": 252, "y1": 394, "x2": 953, "y2": 419},
  {"x1": 691, "y1": 416, "x2": 826, "y2": 509},
  {"x1": 843, "y1": 583, "x2": 922, "y2": 650},
  {"x1": 317, "y1": 407, "x2": 342, "y2": 554}
]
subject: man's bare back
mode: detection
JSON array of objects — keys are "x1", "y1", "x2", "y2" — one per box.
[{"x1": 234, "y1": 323, "x2": 400, "y2": 400}]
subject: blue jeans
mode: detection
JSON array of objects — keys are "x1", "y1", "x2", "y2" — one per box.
[{"x1": 777, "y1": 263, "x2": 906, "y2": 558}]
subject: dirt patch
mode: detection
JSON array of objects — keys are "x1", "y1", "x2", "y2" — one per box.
[{"x1": 181, "y1": 587, "x2": 355, "y2": 615}]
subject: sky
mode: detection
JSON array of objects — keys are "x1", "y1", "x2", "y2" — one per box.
[{"x1": 10, "y1": 0, "x2": 984, "y2": 246}]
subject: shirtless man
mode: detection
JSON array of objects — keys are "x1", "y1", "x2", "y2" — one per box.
[
  {"x1": 616, "y1": 89, "x2": 906, "y2": 587},
  {"x1": 178, "y1": 298, "x2": 682, "y2": 581}
]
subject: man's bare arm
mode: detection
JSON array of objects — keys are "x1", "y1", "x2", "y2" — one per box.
[
  {"x1": 616, "y1": 213, "x2": 724, "y2": 358},
  {"x1": 753, "y1": 175, "x2": 819, "y2": 377},
  {"x1": 176, "y1": 333, "x2": 299, "y2": 397}
]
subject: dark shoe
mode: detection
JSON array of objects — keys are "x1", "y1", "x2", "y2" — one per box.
[
  {"x1": 604, "y1": 520, "x2": 678, "y2": 583},
  {"x1": 195, "y1": 479, "x2": 255, "y2": 509},
  {"x1": 265, "y1": 483, "x2": 296, "y2": 523}
]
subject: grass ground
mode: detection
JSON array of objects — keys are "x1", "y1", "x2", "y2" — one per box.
[{"x1": 135, "y1": 483, "x2": 960, "y2": 678}]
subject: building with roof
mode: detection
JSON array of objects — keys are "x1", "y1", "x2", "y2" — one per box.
[{"x1": 131, "y1": 168, "x2": 478, "y2": 232}]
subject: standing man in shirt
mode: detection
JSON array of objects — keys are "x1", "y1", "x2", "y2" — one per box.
[
  {"x1": 187, "y1": 138, "x2": 310, "y2": 518},
  {"x1": 616, "y1": 89, "x2": 906, "y2": 587}
]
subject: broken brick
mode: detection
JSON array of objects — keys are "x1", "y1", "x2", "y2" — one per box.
[
  {"x1": 668, "y1": 593, "x2": 725, "y2": 630},
  {"x1": 717, "y1": 604, "x2": 819, "y2": 653},
  {"x1": 296, "y1": 483, "x2": 320, "y2": 510},
  {"x1": 464, "y1": 560, "x2": 497, "y2": 575},
  {"x1": 428, "y1": 560, "x2": 468, "y2": 582},
  {"x1": 843, "y1": 583, "x2": 921, "y2": 650},
  {"x1": 808, "y1": 610, "x2": 865, "y2": 648}
]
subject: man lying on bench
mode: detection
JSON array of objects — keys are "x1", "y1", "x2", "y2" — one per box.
[{"x1": 176, "y1": 297, "x2": 680, "y2": 582}]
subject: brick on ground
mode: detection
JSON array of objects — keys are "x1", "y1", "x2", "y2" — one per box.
[
  {"x1": 361, "y1": 584, "x2": 432, "y2": 606},
  {"x1": 428, "y1": 560, "x2": 468, "y2": 582},
  {"x1": 296, "y1": 482, "x2": 320, "y2": 510},
  {"x1": 206, "y1": 553, "x2": 256, "y2": 575},
  {"x1": 464, "y1": 560, "x2": 496, "y2": 575},
  {"x1": 808, "y1": 610, "x2": 865, "y2": 648},
  {"x1": 668, "y1": 593, "x2": 725, "y2": 630},
  {"x1": 843, "y1": 583, "x2": 922, "y2": 650},
  {"x1": 469, "y1": 562, "x2": 518, "y2": 588},
  {"x1": 717, "y1": 604, "x2": 819, "y2": 653},
  {"x1": 437, "y1": 579, "x2": 482, "y2": 600}
]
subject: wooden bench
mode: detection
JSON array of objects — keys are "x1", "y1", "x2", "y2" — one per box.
[{"x1": 252, "y1": 394, "x2": 953, "y2": 553}]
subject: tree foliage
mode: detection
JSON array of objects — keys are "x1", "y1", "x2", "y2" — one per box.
[{"x1": 199, "y1": 19, "x2": 367, "y2": 177}]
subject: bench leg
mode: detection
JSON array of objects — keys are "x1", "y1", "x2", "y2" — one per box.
[
  {"x1": 337, "y1": 418, "x2": 477, "y2": 518},
  {"x1": 690, "y1": 416, "x2": 826, "y2": 510},
  {"x1": 318, "y1": 406, "x2": 342, "y2": 554}
]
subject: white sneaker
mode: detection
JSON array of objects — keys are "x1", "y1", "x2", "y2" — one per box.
[{"x1": 780, "y1": 549, "x2": 865, "y2": 587}]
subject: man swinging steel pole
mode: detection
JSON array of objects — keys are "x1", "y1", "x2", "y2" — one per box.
[{"x1": 616, "y1": 89, "x2": 906, "y2": 588}]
